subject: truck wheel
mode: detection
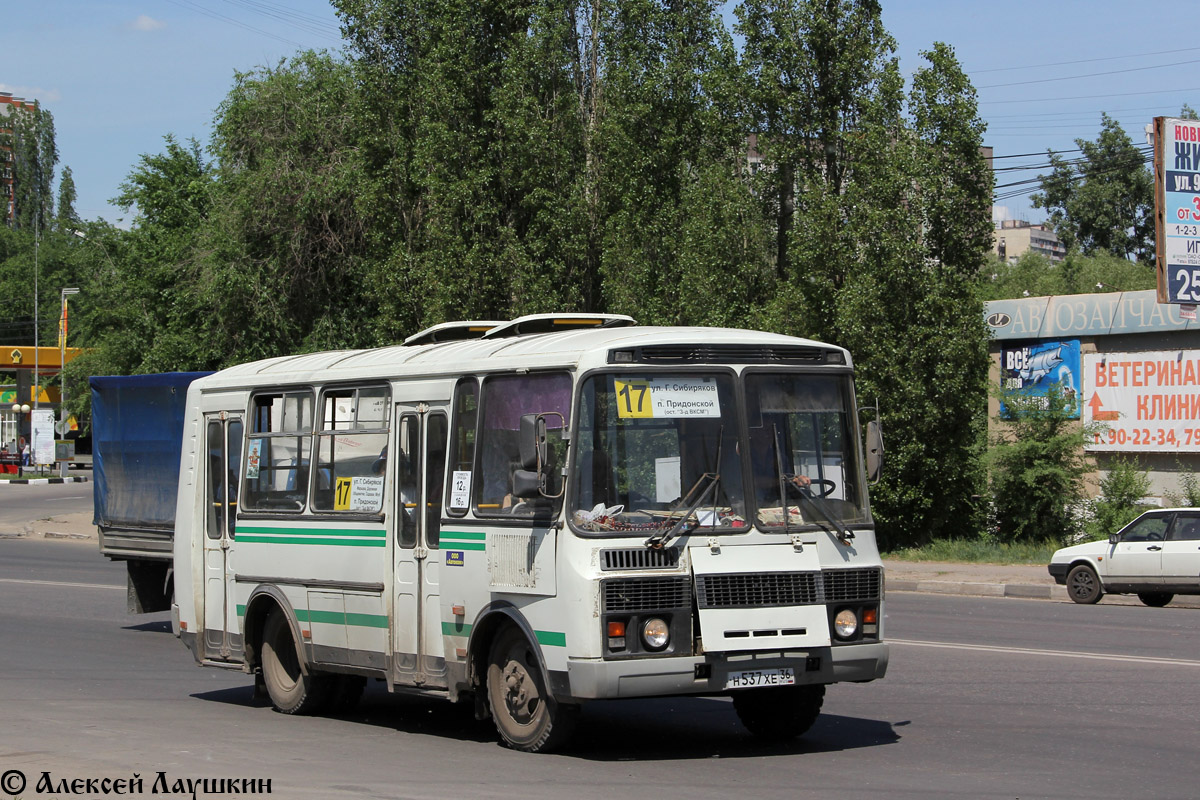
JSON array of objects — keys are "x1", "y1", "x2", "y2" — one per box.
[
  {"x1": 1137, "y1": 592, "x2": 1174, "y2": 607},
  {"x1": 733, "y1": 684, "x2": 825, "y2": 738},
  {"x1": 486, "y1": 627, "x2": 577, "y2": 752},
  {"x1": 1066, "y1": 564, "x2": 1103, "y2": 604},
  {"x1": 261, "y1": 609, "x2": 329, "y2": 714}
]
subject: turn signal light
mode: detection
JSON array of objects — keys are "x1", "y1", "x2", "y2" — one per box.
[
  {"x1": 862, "y1": 608, "x2": 878, "y2": 624},
  {"x1": 607, "y1": 621, "x2": 626, "y2": 637}
]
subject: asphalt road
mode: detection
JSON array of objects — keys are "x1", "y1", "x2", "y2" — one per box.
[
  {"x1": 0, "y1": 481, "x2": 93, "y2": 532},
  {"x1": 3, "y1": 523, "x2": 1200, "y2": 798}
]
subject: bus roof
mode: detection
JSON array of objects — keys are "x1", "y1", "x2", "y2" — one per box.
[{"x1": 196, "y1": 322, "x2": 850, "y2": 391}]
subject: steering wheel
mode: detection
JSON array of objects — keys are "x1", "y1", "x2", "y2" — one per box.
[{"x1": 786, "y1": 474, "x2": 837, "y2": 499}]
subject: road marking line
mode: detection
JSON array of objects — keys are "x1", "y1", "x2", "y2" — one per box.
[
  {"x1": 891, "y1": 638, "x2": 1200, "y2": 668},
  {"x1": 0, "y1": 577, "x2": 124, "y2": 591}
]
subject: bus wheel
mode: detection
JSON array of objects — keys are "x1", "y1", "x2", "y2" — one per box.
[
  {"x1": 733, "y1": 684, "x2": 825, "y2": 738},
  {"x1": 261, "y1": 609, "x2": 329, "y2": 715},
  {"x1": 486, "y1": 627, "x2": 577, "y2": 752}
]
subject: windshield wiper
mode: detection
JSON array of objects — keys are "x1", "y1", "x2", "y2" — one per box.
[
  {"x1": 644, "y1": 472, "x2": 721, "y2": 550},
  {"x1": 784, "y1": 475, "x2": 854, "y2": 545},
  {"x1": 769, "y1": 423, "x2": 853, "y2": 545}
]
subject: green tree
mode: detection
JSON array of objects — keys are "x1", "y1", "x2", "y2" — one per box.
[
  {"x1": 1031, "y1": 113, "x2": 1153, "y2": 262},
  {"x1": 55, "y1": 166, "x2": 79, "y2": 231},
  {"x1": 988, "y1": 384, "x2": 1093, "y2": 544},
  {"x1": 5, "y1": 103, "x2": 58, "y2": 231},
  {"x1": 1086, "y1": 457, "x2": 1150, "y2": 541},
  {"x1": 203, "y1": 51, "x2": 374, "y2": 361},
  {"x1": 980, "y1": 249, "x2": 1156, "y2": 301}
]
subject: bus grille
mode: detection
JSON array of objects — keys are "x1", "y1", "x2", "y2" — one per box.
[
  {"x1": 696, "y1": 572, "x2": 820, "y2": 608},
  {"x1": 695, "y1": 568, "x2": 882, "y2": 608},
  {"x1": 823, "y1": 568, "x2": 882, "y2": 602},
  {"x1": 601, "y1": 547, "x2": 681, "y2": 571},
  {"x1": 602, "y1": 577, "x2": 691, "y2": 611}
]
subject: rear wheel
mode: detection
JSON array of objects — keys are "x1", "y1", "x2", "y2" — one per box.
[
  {"x1": 733, "y1": 684, "x2": 825, "y2": 739},
  {"x1": 261, "y1": 609, "x2": 329, "y2": 714},
  {"x1": 1138, "y1": 592, "x2": 1174, "y2": 607},
  {"x1": 486, "y1": 627, "x2": 577, "y2": 752},
  {"x1": 1066, "y1": 564, "x2": 1103, "y2": 604}
]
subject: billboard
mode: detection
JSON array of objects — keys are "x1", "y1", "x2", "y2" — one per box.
[
  {"x1": 1000, "y1": 340, "x2": 1081, "y2": 419},
  {"x1": 1084, "y1": 350, "x2": 1200, "y2": 452},
  {"x1": 1155, "y1": 116, "x2": 1200, "y2": 305}
]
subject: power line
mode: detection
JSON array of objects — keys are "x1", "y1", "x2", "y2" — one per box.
[
  {"x1": 980, "y1": 86, "x2": 1200, "y2": 106},
  {"x1": 160, "y1": 0, "x2": 307, "y2": 49},
  {"x1": 968, "y1": 45, "x2": 1200, "y2": 75},
  {"x1": 977, "y1": 58, "x2": 1200, "y2": 90}
]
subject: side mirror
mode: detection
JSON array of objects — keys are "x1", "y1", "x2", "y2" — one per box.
[
  {"x1": 1108, "y1": 533, "x2": 1120, "y2": 545},
  {"x1": 865, "y1": 419, "x2": 884, "y2": 485},
  {"x1": 518, "y1": 413, "x2": 546, "y2": 471},
  {"x1": 517, "y1": 412, "x2": 565, "y2": 500}
]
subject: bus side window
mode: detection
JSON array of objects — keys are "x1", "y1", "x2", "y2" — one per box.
[
  {"x1": 476, "y1": 372, "x2": 571, "y2": 517},
  {"x1": 445, "y1": 379, "x2": 478, "y2": 517}
]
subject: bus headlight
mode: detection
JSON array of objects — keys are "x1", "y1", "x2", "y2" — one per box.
[
  {"x1": 833, "y1": 609, "x2": 858, "y2": 639},
  {"x1": 642, "y1": 618, "x2": 670, "y2": 650}
]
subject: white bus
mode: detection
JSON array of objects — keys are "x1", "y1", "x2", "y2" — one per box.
[{"x1": 174, "y1": 313, "x2": 888, "y2": 752}]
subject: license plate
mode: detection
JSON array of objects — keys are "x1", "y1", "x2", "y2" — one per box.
[{"x1": 724, "y1": 667, "x2": 796, "y2": 689}]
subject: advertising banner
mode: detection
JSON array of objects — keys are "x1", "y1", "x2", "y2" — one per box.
[
  {"x1": 31, "y1": 409, "x2": 55, "y2": 465},
  {"x1": 1156, "y1": 116, "x2": 1200, "y2": 303},
  {"x1": 1000, "y1": 340, "x2": 1081, "y2": 419},
  {"x1": 1083, "y1": 350, "x2": 1200, "y2": 451}
]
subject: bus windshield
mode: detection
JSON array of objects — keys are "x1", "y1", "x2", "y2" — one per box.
[
  {"x1": 570, "y1": 370, "x2": 869, "y2": 535},
  {"x1": 571, "y1": 373, "x2": 747, "y2": 534},
  {"x1": 744, "y1": 373, "x2": 868, "y2": 528}
]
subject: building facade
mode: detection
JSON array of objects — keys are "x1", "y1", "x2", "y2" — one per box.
[
  {"x1": 992, "y1": 220, "x2": 1066, "y2": 263},
  {"x1": 986, "y1": 290, "x2": 1200, "y2": 503}
]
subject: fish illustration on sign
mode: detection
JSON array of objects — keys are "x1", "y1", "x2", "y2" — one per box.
[{"x1": 1017, "y1": 346, "x2": 1063, "y2": 384}]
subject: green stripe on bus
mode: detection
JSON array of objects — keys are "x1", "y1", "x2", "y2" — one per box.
[
  {"x1": 237, "y1": 526, "x2": 385, "y2": 537},
  {"x1": 444, "y1": 542, "x2": 486, "y2": 551},
  {"x1": 237, "y1": 535, "x2": 386, "y2": 547},
  {"x1": 441, "y1": 531, "x2": 486, "y2": 541},
  {"x1": 442, "y1": 621, "x2": 473, "y2": 637},
  {"x1": 438, "y1": 622, "x2": 564, "y2": 648},
  {"x1": 535, "y1": 630, "x2": 567, "y2": 647},
  {"x1": 297, "y1": 609, "x2": 388, "y2": 629}
]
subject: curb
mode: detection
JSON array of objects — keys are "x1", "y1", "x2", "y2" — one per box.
[
  {"x1": 889, "y1": 579, "x2": 1063, "y2": 601},
  {"x1": 0, "y1": 476, "x2": 90, "y2": 486}
]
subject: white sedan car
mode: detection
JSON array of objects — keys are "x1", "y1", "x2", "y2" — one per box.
[{"x1": 1048, "y1": 508, "x2": 1200, "y2": 606}]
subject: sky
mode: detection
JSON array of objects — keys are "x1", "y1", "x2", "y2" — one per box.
[{"x1": 4, "y1": 1, "x2": 1193, "y2": 227}]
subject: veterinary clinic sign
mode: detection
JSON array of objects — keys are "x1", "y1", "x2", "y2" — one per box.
[{"x1": 1084, "y1": 350, "x2": 1200, "y2": 451}]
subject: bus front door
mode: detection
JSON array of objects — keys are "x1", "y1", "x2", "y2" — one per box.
[
  {"x1": 202, "y1": 413, "x2": 243, "y2": 662},
  {"x1": 392, "y1": 404, "x2": 449, "y2": 688}
]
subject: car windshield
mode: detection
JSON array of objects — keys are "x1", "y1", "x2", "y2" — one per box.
[
  {"x1": 570, "y1": 373, "x2": 747, "y2": 534},
  {"x1": 744, "y1": 373, "x2": 869, "y2": 529}
]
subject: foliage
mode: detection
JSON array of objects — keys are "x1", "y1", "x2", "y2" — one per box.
[
  {"x1": 25, "y1": 1, "x2": 998, "y2": 548},
  {"x1": 4, "y1": 103, "x2": 58, "y2": 231},
  {"x1": 1084, "y1": 457, "x2": 1151, "y2": 541},
  {"x1": 988, "y1": 383, "x2": 1094, "y2": 544},
  {"x1": 884, "y1": 538, "x2": 1057, "y2": 565},
  {"x1": 1031, "y1": 113, "x2": 1153, "y2": 263},
  {"x1": 980, "y1": 249, "x2": 1157, "y2": 301}
]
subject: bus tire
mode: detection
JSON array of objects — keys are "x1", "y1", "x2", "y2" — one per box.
[
  {"x1": 261, "y1": 609, "x2": 329, "y2": 715},
  {"x1": 732, "y1": 684, "x2": 825, "y2": 739},
  {"x1": 486, "y1": 626, "x2": 577, "y2": 752}
]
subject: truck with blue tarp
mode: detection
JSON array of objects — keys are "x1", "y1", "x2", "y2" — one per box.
[{"x1": 91, "y1": 372, "x2": 212, "y2": 613}]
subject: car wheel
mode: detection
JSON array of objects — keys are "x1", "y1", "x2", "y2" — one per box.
[
  {"x1": 1137, "y1": 592, "x2": 1174, "y2": 607},
  {"x1": 261, "y1": 609, "x2": 330, "y2": 714},
  {"x1": 1066, "y1": 564, "x2": 1103, "y2": 604}
]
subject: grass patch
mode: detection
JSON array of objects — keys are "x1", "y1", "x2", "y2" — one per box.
[{"x1": 883, "y1": 539, "x2": 1058, "y2": 565}]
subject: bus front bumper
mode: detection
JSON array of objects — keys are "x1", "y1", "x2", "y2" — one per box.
[{"x1": 560, "y1": 642, "x2": 888, "y2": 701}]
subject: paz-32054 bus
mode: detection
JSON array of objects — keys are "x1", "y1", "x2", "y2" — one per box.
[{"x1": 173, "y1": 313, "x2": 888, "y2": 752}]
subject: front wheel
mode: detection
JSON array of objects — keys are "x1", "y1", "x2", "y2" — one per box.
[
  {"x1": 261, "y1": 609, "x2": 330, "y2": 714},
  {"x1": 486, "y1": 627, "x2": 578, "y2": 752},
  {"x1": 1138, "y1": 592, "x2": 1174, "y2": 607},
  {"x1": 1066, "y1": 564, "x2": 1103, "y2": 604},
  {"x1": 733, "y1": 684, "x2": 825, "y2": 739}
]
